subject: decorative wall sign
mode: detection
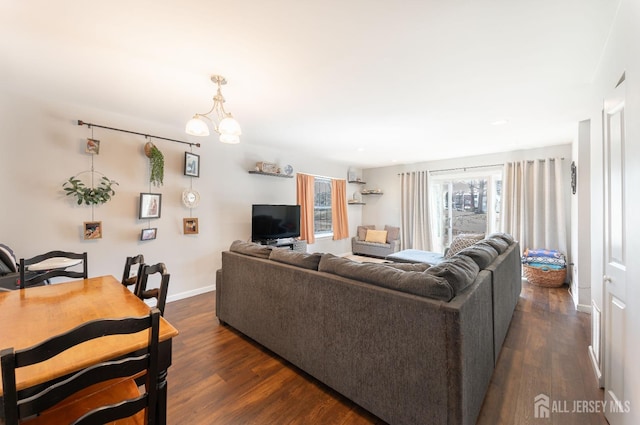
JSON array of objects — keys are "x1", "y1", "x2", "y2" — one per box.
[
  {"x1": 139, "y1": 193, "x2": 162, "y2": 219},
  {"x1": 140, "y1": 228, "x2": 157, "y2": 241},
  {"x1": 83, "y1": 221, "x2": 102, "y2": 240},
  {"x1": 183, "y1": 217, "x2": 199, "y2": 234},
  {"x1": 85, "y1": 138, "x2": 100, "y2": 154},
  {"x1": 182, "y1": 189, "x2": 200, "y2": 208},
  {"x1": 184, "y1": 152, "x2": 200, "y2": 177}
]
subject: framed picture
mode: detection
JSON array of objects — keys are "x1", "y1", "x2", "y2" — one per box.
[
  {"x1": 183, "y1": 217, "x2": 199, "y2": 235},
  {"x1": 83, "y1": 221, "x2": 102, "y2": 240},
  {"x1": 139, "y1": 193, "x2": 162, "y2": 219},
  {"x1": 140, "y1": 228, "x2": 157, "y2": 241},
  {"x1": 184, "y1": 152, "x2": 200, "y2": 177},
  {"x1": 85, "y1": 138, "x2": 100, "y2": 155}
]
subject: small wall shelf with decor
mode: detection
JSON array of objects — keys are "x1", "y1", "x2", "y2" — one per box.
[
  {"x1": 348, "y1": 200, "x2": 366, "y2": 205},
  {"x1": 248, "y1": 170, "x2": 293, "y2": 178},
  {"x1": 361, "y1": 190, "x2": 383, "y2": 196},
  {"x1": 348, "y1": 180, "x2": 366, "y2": 185}
]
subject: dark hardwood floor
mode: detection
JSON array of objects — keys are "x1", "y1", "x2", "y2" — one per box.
[{"x1": 164, "y1": 281, "x2": 608, "y2": 425}]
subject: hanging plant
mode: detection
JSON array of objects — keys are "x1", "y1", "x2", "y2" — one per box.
[
  {"x1": 63, "y1": 175, "x2": 118, "y2": 205},
  {"x1": 145, "y1": 142, "x2": 164, "y2": 186}
]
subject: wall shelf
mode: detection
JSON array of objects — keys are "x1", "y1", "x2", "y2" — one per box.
[
  {"x1": 348, "y1": 180, "x2": 366, "y2": 185},
  {"x1": 361, "y1": 191, "x2": 383, "y2": 195},
  {"x1": 348, "y1": 201, "x2": 366, "y2": 205},
  {"x1": 248, "y1": 171, "x2": 293, "y2": 178}
]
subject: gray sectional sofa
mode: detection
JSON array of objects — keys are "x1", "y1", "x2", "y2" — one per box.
[{"x1": 216, "y1": 234, "x2": 521, "y2": 425}]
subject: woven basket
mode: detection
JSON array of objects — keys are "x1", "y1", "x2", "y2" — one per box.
[{"x1": 524, "y1": 264, "x2": 566, "y2": 287}]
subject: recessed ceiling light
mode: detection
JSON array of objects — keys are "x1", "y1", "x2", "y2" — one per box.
[{"x1": 491, "y1": 119, "x2": 509, "y2": 126}]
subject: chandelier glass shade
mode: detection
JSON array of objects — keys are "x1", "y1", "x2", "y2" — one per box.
[{"x1": 185, "y1": 75, "x2": 241, "y2": 143}]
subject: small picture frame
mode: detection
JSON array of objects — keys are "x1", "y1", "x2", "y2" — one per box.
[
  {"x1": 85, "y1": 138, "x2": 100, "y2": 155},
  {"x1": 83, "y1": 221, "x2": 102, "y2": 240},
  {"x1": 183, "y1": 217, "x2": 199, "y2": 235},
  {"x1": 140, "y1": 228, "x2": 157, "y2": 241},
  {"x1": 184, "y1": 152, "x2": 200, "y2": 177},
  {"x1": 139, "y1": 193, "x2": 162, "y2": 219}
]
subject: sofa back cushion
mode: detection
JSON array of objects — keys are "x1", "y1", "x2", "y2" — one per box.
[
  {"x1": 365, "y1": 229, "x2": 388, "y2": 244},
  {"x1": 425, "y1": 255, "x2": 480, "y2": 294},
  {"x1": 384, "y1": 225, "x2": 400, "y2": 243},
  {"x1": 318, "y1": 254, "x2": 454, "y2": 301},
  {"x1": 488, "y1": 232, "x2": 515, "y2": 244},
  {"x1": 229, "y1": 240, "x2": 272, "y2": 259},
  {"x1": 269, "y1": 248, "x2": 322, "y2": 270},
  {"x1": 357, "y1": 225, "x2": 376, "y2": 240},
  {"x1": 457, "y1": 244, "x2": 499, "y2": 269},
  {"x1": 482, "y1": 237, "x2": 510, "y2": 254},
  {"x1": 382, "y1": 262, "x2": 430, "y2": 272}
]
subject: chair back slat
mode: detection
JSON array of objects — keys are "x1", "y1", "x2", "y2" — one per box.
[
  {"x1": 19, "y1": 251, "x2": 88, "y2": 289},
  {"x1": 1, "y1": 308, "x2": 161, "y2": 425},
  {"x1": 136, "y1": 263, "x2": 170, "y2": 316},
  {"x1": 122, "y1": 254, "x2": 145, "y2": 287}
]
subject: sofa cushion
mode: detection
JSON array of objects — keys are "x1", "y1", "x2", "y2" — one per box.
[
  {"x1": 384, "y1": 225, "x2": 400, "y2": 243},
  {"x1": 365, "y1": 229, "x2": 388, "y2": 244},
  {"x1": 319, "y1": 254, "x2": 454, "y2": 301},
  {"x1": 482, "y1": 237, "x2": 509, "y2": 254},
  {"x1": 457, "y1": 244, "x2": 499, "y2": 269},
  {"x1": 488, "y1": 232, "x2": 514, "y2": 244},
  {"x1": 230, "y1": 240, "x2": 272, "y2": 259},
  {"x1": 269, "y1": 248, "x2": 322, "y2": 270},
  {"x1": 357, "y1": 225, "x2": 376, "y2": 240},
  {"x1": 445, "y1": 234, "x2": 484, "y2": 258},
  {"x1": 382, "y1": 262, "x2": 430, "y2": 272},
  {"x1": 425, "y1": 255, "x2": 480, "y2": 294}
]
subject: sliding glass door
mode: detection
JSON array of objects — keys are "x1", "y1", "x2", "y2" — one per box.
[{"x1": 430, "y1": 168, "x2": 502, "y2": 253}]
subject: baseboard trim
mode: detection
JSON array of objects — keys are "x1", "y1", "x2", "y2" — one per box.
[
  {"x1": 588, "y1": 345, "x2": 604, "y2": 388},
  {"x1": 576, "y1": 304, "x2": 591, "y2": 313},
  {"x1": 167, "y1": 284, "x2": 215, "y2": 303}
]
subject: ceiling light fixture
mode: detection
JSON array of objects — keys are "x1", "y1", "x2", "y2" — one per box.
[{"x1": 185, "y1": 75, "x2": 241, "y2": 144}]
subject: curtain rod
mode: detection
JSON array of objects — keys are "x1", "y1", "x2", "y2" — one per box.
[{"x1": 77, "y1": 120, "x2": 200, "y2": 148}]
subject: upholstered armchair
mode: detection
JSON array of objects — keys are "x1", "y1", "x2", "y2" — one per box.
[{"x1": 351, "y1": 225, "x2": 401, "y2": 258}]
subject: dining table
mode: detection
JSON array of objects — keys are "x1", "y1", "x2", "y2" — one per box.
[{"x1": 0, "y1": 275, "x2": 179, "y2": 424}]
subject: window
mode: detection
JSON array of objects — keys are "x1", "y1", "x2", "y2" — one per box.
[
  {"x1": 314, "y1": 177, "x2": 333, "y2": 236},
  {"x1": 430, "y1": 168, "x2": 502, "y2": 252}
]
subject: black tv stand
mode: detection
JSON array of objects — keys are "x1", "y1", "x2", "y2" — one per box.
[{"x1": 255, "y1": 239, "x2": 307, "y2": 252}]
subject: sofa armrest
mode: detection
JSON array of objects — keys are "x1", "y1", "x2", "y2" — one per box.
[{"x1": 390, "y1": 239, "x2": 401, "y2": 252}]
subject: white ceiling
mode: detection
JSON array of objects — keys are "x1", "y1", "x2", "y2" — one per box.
[{"x1": 0, "y1": 0, "x2": 620, "y2": 167}]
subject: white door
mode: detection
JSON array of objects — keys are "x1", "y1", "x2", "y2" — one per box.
[{"x1": 603, "y1": 77, "x2": 627, "y2": 425}]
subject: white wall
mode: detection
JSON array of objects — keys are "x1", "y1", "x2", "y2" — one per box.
[
  {"x1": 587, "y1": 0, "x2": 640, "y2": 421},
  {"x1": 571, "y1": 120, "x2": 592, "y2": 311},
  {"x1": 0, "y1": 90, "x2": 358, "y2": 300}
]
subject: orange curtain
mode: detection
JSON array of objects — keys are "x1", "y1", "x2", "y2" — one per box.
[
  {"x1": 296, "y1": 173, "x2": 315, "y2": 244},
  {"x1": 331, "y1": 178, "x2": 349, "y2": 240}
]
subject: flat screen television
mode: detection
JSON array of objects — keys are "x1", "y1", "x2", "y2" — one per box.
[{"x1": 251, "y1": 204, "x2": 301, "y2": 242}]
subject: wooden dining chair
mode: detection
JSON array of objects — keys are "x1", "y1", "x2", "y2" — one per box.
[
  {"x1": 122, "y1": 254, "x2": 145, "y2": 288},
  {"x1": 0, "y1": 308, "x2": 161, "y2": 425},
  {"x1": 19, "y1": 250, "x2": 88, "y2": 289},
  {"x1": 135, "y1": 263, "x2": 170, "y2": 316}
]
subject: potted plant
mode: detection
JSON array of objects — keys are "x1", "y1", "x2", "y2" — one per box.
[
  {"x1": 145, "y1": 142, "x2": 164, "y2": 186},
  {"x1": 63, "y1": 175, "x2": 118, "y2": 205}
]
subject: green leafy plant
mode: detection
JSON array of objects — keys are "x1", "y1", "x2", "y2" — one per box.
[
  {"x1": 63, "y1": 176, "x2": 118, "y2": 205},
  {"x1": 147, "y1": 143, "x2": 164, "y2": 186}
]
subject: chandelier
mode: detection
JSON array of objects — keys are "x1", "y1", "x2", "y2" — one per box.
[{"x1": 185, "y1": 75, "x2": 241, "y2": 144}]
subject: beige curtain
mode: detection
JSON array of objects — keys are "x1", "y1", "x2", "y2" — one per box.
[
  {"x1": 399, "y1": 171, "x2": 432, "y2": 250},
  {"x1": 501, "y1": 158, "x2": 567, "y2": 253},
  {"x1": 296, "y1": 173, "x2": 316, "y2": 244},
  {"x1": 331, "y1": 178, "x2": 349, "y2": 240}
]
